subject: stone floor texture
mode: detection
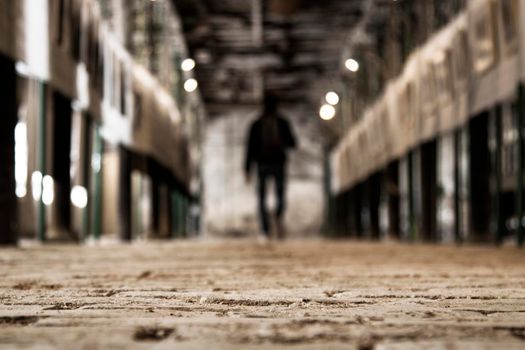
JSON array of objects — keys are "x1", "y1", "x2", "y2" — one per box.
[{"x1": 1, "y1": 240, "x2": 525, "y2": 349}]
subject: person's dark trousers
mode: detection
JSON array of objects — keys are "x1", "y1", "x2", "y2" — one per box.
[{"x1": 257, "y1": 164, "x2": 286, "y2": 235}]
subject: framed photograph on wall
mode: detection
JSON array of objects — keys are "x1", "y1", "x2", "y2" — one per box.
[
  {"x1": 420, "y1": 62, "x2": 437, "y2": 117},
  {"x1": 405, "y1": 82, "x2": 416, "y2": 129},
  {"x1": 470, "y1": 2, "x2": 497, "y2": 74},
  {"x1": 499, "y1": 0, "x2": 519, "y2": 55},
  {"x1": 451, "y1": 30, "x2": 470, "y2": 85},
  {"x1": 433, "y1": 50, "x2": 453, "y2": 104}
]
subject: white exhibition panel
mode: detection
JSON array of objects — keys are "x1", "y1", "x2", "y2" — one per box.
[{"x1": 24, "y1": 0, "x2": 50, "y2": 80}]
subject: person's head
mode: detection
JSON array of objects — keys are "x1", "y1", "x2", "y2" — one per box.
[{"x1": 263, "y1": 93, "x2": 278, "y2": 115}]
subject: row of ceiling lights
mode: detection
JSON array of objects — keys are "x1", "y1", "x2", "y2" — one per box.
[
  {"x1": 148, "y1": 0, "x2": 197, "y2": 92},
  {"x1": 182, "y1": 56, "x2": 360, "y2": 119},
  {"x1": 181, "y1": 58, "x2": 199, "y2": 92},
  {"x1": 319, "y1": 58, "x2": 360, "y2": 121}
]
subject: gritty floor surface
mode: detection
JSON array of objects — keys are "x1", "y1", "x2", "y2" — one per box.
[{"x1": 1, "y1": 239, "x2": 525, "y2": 349}]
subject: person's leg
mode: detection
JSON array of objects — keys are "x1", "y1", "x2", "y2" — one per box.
[
  {"x1": 274, "y1": 165, "x2": 287, "y2": 239},
  {"x1": 257, "y1": 168, "x2": 270, "y2": 235},
  {"x1": 275, "y1": 165, "x2": 286, "y2": 219}
]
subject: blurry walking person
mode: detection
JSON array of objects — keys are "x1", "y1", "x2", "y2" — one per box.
[{"x1": 245, "y1": 94, "x2": 297, "y2": 241}]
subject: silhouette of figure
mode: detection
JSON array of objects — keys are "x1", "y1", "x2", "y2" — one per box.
[{"x1": 245, "y1": 94, "x2": 297, "y2": 240}]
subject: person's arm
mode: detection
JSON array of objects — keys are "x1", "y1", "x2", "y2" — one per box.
[
  {"x1": 282, "y1": 118, "x2": 297, "y2": 149},
  {"x1": 244, "y1": 122, "x2": 257, "y2": 180}
]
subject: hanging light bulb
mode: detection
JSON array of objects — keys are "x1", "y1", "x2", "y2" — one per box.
[
  {"x1": 181, "y1": 58, "x2": 196, "y2": 72},
  {"x1": 325, "y1": 92, "x2": 340, "y2": 105},
  {"x1": 319, "y1": 104, "x2": 336, "y2": 121},
  {"x1": 345, "y1": 58, "x2": 360, "y2": 72},
  {"x1": 184, "y1": 78, "x2": 198, "y2": 92}
]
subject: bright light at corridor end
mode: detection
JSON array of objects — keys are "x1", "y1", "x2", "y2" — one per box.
[
  {"x1": 184, "y1": 78, "x2": 198, "y2": 92},
  {"x1": 181, "y1": 58, "x2": 196, "y2": 72},
  {"x1": 345, "y1": 58, "x2": 360, "y2": 72},
  {"x1": 325, "y1": 91, "x2": 340, "y2": 105},
  {"x1": 71, "y1": 186, "x2": 88, "y2": 209},
  {"x1": 320, "y1": 104, "x2": 336, "y2": 121}
]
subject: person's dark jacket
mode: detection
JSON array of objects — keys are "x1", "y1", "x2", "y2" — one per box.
[{"x1": 245, "y1": 113, "x2": 297, "y2": 174}]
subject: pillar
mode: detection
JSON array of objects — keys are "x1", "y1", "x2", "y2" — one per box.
[
  {"x1": 421, "y1": 140, "x2": 438, "y2": 242},
  {"x1": 0, "y1": 55, "x2": 18, "y2": 245},
  {"x1": 51, "y1": 91, "x2": 73, "y2": 238},
  {"x1": 387, "y1": 161, "x2": 400, "y2": 239},
  {"x1": 119, "y1": 145, "x2": 132, "y2": 241}
]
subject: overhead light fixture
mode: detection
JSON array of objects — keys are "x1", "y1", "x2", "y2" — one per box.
[
  {"x1": 181, "y1": 58, "x2": 196, "y2": 72},
  {"x1": 325, "y1": 92, "x2": 340, "y2": 106},
  {"x1": 345, "y1": 58, "x2": 360, "y2": 72},
  {"x1": 184, "y1": 78, "x2": 198, "y2": 92},
  {"x1": 320, "y1": 104, "x2": 336, "y2": 121}
]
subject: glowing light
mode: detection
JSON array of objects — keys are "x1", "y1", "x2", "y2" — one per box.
[
  {"x1": 15, "y1": 122, "x2": 28, "y2": 198},
  {"x1": 31, "y1": 171, "x2": 43, "y2": 201},
  {"x1": 16, "y1": 186, "x2": 27, "y2": 198},
  {"x1": 42, "y1": 175, "x2": 54, "y2": 206},
  {"x1": 325, "y1": 92, "x2": 340, "y2": 105},
  {"x1": 184, "y1": 78, "x2": 198, "y2": 92},
  {"x1": 181, "y1": 58, "x2": 196, "y2": 72},
  {"x1": 15, "y1": 61, "x2": 30, "y2": 77},
  {"x1": 320, "y1": 104, "x2": 336, "y2": 121},
  {"x1": 92, "y1": 153, "x2": 101, "y2": 173},
  {"x1": 25, "y1": 0, "x2": 50, "y2": 80},
  {"x1": 71, "y1": 186, "x2": 88, "y2": 209},
  {"x1": 345, "y1": 58, "x2": 360, "y2": 72}
]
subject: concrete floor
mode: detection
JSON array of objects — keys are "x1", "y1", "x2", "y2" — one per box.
[{"x1": 0, "y1": 240, "x2": 525, "y2": 349}]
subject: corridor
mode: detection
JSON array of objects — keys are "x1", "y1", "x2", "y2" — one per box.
[{"x1": 2, "y1": 0, "x2": 525, "y2": 348}]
